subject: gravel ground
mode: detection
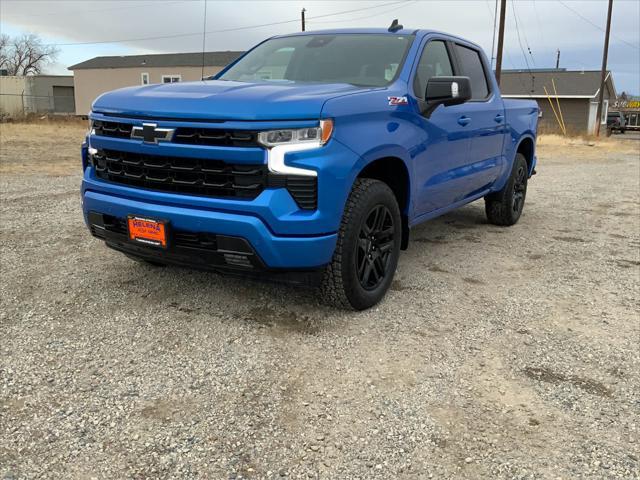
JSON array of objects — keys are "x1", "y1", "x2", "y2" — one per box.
[{"x1": 1, "y1": 123, "x2": 639, "y2": 479}]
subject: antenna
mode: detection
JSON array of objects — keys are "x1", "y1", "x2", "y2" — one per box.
[
  {"x1": 201, "y1": 0, "x2": 208, "y2": 80},
  {"x1": 388, "y1": 19, "x2": 403, "y2": 32}
]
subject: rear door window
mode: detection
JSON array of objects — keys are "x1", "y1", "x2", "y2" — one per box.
[{"x1": 454, "y1": 44, "x2": 490, "y2": 100}]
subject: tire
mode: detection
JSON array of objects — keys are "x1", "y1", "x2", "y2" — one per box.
[
  {"x1": 320, "y1": 178, "x2": 402, "y2": 310},
  {"x1": 484, "y1": 153, "x2": 528, "y2": 226}
]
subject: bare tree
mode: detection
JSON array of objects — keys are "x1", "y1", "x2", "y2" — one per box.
[
  {"x1": 0, "y1": 34, "x2": 10, "y2": 72},
  {"x1": 0, "y1": 34, "x2": 59, "y2": 76}
]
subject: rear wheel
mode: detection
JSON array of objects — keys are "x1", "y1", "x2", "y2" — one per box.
[
  {"x1": 484, "y1": 153, "x2": 528, "y2": 226},
  {"x1": 320, "y1": 179, "x2": 401, "y2": 310}
]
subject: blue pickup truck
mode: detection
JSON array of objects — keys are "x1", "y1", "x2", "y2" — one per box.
[{"x1": 82, "y1": 25, "x2": 538, "y2": 310}]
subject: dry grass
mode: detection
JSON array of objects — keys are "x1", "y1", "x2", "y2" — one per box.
[
  {"x1": 1, "y1": 113, "x2": 86, "y2": 127},
  {"x1": 537, "y1": 133, "x2": 639, "y2": 161},
  {"x1": 0, "y1": 122, "x2": 87, "y2": 176}
]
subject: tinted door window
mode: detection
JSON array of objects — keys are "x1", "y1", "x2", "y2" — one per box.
[
  {"x1": 414, "y1": 40, "x2": 453, "y2": 99},
  {"x1": 454, "y1": 44, "x2": 490, "y2": 100}
]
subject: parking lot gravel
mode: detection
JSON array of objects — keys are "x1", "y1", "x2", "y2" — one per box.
[{"x1": 1, "y1": 123, "x2": 639, "y2": 479}]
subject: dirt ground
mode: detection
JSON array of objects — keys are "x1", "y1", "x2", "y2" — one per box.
[{"x1": 1, "y1": 122, "x2": 639, "y2": 479}]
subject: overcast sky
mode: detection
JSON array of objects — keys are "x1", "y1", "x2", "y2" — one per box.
[{"x1": 1, "y1": 0, "x2": 639, "y2": 94}]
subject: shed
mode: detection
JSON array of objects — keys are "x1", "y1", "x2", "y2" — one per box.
[
  {"x1": 500, "y1": 69, "x2": 617, "y2": 135},
  {"x1": 0, "y1": 75, "x2": 75, "y2": 117}
]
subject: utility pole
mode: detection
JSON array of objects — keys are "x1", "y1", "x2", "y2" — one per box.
[
  {"x1": 555, "y1": 49, "x2": 560, "y2": 69},
  {"x1": 595, "y1": 0, "x2": 613, "y2": 136},
  {"x1": 301, "y1": 8, "x2": 306, "y2": 32},
  {"x1": 494, "y1": 0, "x2": 507, "y2": 86},
  {"x1": 490, "y1": 0, "x2": 498, "y2": 69}
]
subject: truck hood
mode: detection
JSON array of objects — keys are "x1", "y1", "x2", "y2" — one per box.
[{"x1": 92, "y1": 80, "x2": 366, "y2": 121}]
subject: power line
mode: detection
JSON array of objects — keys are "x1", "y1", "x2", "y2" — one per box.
[
  {"x1": 48, "y1": 19, "x2": 298, "y2": 47},
  {"x1": 511, "y1": 0, "x2": 536, "y2": 67},
  {"x1": 45, "y1": 0, "x2": 411, "y2": 47},
  {"x1": 483, "y1": 0, "x2": 499, "y2": 69},
  {"x1": 511, "y1": 0, "x2": 532, "y2": 72},
  {"x1": 557, "y1": 0, "x2": 639, "y2": 51},
  {"x1": 310, "y1": 0, "x2": 415, "y2": 25},
  {"x1": 531, "y1": 0, "x2": 546, "y2": 50},
  {"x1": 306, "y1": 0, "x2": 411, "y2": 21},
  {"x1": 510, "y1": 0, "x2": 535, "y2": 93},
  {"x1": 490, "y1": 0, "x2": 499, "y2": 69},
  {"x1": 504, "y1": 50, "x2": 535, "y2": 99}
]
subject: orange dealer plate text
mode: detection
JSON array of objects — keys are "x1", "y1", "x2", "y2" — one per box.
[{"x1": 127, "y1": 216, "x2": 167, "y2": 248}]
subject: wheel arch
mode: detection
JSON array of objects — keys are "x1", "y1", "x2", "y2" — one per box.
[
  {"x1": 354, "y1": 155, "x2": 411, "y2": 250},
  {"x1": 514, "y1": 134, "x2": 536, "y2": 176}
]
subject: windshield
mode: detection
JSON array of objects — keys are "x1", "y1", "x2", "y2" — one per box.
[{"x1": 217, "y1": 34, "x2": 413, "y2": 87}]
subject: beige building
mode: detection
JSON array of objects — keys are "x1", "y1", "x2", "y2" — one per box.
[{"x1": 68, "y1": 51, "x2": 243, "y2": 115}]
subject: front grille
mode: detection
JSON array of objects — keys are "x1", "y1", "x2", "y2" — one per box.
[
  {"x1": 93, "y1": 120, "x2": 258, "y2": 147},
  {"x1": 90, "y1": 149, "x2": 317, "y2": 209},
  {"x1": 92, "y1": 149, "x2": 266, "y2": 199}
]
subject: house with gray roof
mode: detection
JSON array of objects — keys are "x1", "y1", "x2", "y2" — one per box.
[
  {"x1": 500, "y1": 69, "x2": 617, "y2": 135},
  {"x1": 68, "y1": 51, "x2": 243, "y2": 115}
]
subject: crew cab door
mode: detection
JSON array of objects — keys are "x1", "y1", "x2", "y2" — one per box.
[
  {"x1": 410, "y1": 39, "x2": 474, "y2": 214},
  {"x1": 450, "y1": 42, "x2": 507, "y2": 196}
]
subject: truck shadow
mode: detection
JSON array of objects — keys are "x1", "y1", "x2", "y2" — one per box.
[
  {"x1": 409, "y1": 203, "x2": 491, "y2": 246},
  {"x1": 119, "y1": 202, "x2": 494, "y2": 332}
]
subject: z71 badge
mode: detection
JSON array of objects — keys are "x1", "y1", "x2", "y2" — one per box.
[{"x1": 388, "y1": 96, "x2": 409, "y2": 106}]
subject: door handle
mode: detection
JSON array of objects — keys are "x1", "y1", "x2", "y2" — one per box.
[
  {"x1": 458, "y1": 116, "x2": 471, "y2": 126},
  {"x1": 494, "y1": 114, "x2": 505, "y2": 123}
]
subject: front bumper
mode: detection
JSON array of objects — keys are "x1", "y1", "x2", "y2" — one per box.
[{"x1": 82, "y1": 188, "x2": 337, "y2": 270}]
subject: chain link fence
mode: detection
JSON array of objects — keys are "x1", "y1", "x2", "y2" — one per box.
[{"x1": 0, "y1": 92, "x2": 76, "y2": 119}]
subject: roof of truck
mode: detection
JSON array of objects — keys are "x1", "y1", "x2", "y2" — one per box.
[
  {"x1": 274, "y1": 28, "x2": 480, "y2": 48},
  {"x1": 276, "y1": 28, "x2": 420, "y2": 36}
]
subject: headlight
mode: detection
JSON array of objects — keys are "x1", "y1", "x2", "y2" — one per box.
[{"x1": 258, "y1": 119, "x2": 333, "y2": 148}]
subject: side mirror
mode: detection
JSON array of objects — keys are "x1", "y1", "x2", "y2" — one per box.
[{"x1": 422, "y1": 76, "x2": 472, "y2": 117}]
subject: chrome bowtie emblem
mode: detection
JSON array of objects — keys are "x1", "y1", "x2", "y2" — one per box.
[{"x1": 131, "y1": 123, "x2": 174, "y2": 144}]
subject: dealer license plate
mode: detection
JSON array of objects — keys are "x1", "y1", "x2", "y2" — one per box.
[{"x1": 127, "y1": 216, "x2": 168, "y2": 248}]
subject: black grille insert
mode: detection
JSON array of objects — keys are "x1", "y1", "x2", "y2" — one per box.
[
  {"x1": 92, "y1": 149, "x2": 266, "y2": 199},
  {"x1": 92, "y1": 120, "x2": 258, "y2": 147},
  {"x1": 173, "y1": 128, "x2": 258, "y2": 147},
  {"x1": 93, "y1": 120, "x2": 132, "y2": 139}
]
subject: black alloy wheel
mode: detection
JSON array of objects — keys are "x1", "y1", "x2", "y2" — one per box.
[
  {"x1": 512, "y1": 162, "x2": 527, "y2": 216},
  {"x1": 356, "y1": 205, "x2": 395, "y2": 290}
]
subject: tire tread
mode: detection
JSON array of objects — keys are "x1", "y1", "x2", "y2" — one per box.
[{"x1": 320, "y1": 178, "x2": 392, "y2": 309}]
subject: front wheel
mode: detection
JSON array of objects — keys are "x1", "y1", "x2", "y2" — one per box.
[
  {"x1": 484, "y1": 153, "x2": 528, "y2": 226},
  {"x1": 320, "y1": 179, "x2": 402, "y2": 310}
]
